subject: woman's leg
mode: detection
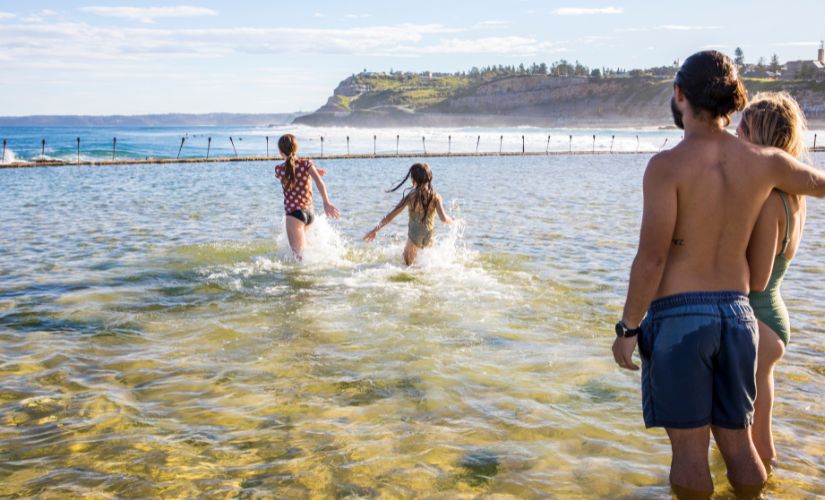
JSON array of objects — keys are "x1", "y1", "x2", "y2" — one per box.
[
  {"x1": 751, "y1": 320, "x2": 785, "y2": 465},
  {"x1": 285, "y1": 216, "x2": 306, "y2": 260},
  {"x1": 403, "y1": 239, "x2": 419, "y2": 266}
]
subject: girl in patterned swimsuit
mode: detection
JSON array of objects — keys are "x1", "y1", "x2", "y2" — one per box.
[
  {"x1": 738, "y1": 92, "x2": 808, "y2": 470},
  {"x1": 275, "y1": 134, "x2": 340, "y2": 260},
  {"x1": 363, "y1": 163, "x2": 452, "y2": 266}
]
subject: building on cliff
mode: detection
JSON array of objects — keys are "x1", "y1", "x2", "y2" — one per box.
[{"x1": 782, "y1": 41, "x2": 825, "y2": 81}]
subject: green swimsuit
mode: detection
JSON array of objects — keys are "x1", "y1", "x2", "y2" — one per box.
[
  {"x1": 407, "y1": 201, "x2": 436, "y2": 248},
  {"x1": 748, "y1": 191, "x2": 793, "y2": 345}
]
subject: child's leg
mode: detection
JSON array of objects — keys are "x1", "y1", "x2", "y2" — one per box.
[
  {"x1": 285, "y1": 216, "x2": 306, "y2": 260},
  {"x1": 752, "y1": 321, "x2": 785, "y2": 465},
  {"x1": 403, "y1": 239, "x2": 419, "y2": 266}
]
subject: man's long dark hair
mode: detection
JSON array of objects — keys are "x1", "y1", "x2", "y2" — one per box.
[{"x1": 672, "y1": 51, "x2": 748, "y2": 128}]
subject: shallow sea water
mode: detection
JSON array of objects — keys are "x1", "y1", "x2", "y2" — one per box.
[{"x1": 0, "y1": 153, "x2": 823, "y2": 498}]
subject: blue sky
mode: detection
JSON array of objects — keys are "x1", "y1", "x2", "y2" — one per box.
[{"x1": 0, "y1": 1, "x2": 823, "y2": 115}]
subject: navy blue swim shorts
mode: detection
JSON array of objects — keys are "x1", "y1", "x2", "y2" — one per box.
[{"x1": 638, "y1": 291, "x2": 758, "y2": 429}]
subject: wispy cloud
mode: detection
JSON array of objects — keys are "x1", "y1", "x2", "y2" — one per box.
[
  {"x1": 554, "y1": 7, "x2": 623, "y2": 15},
  {"x1": 659, "y1": 24, "x2": 720, "y2": 31},
  {"x1": 344, "y1": 14, "x2": 370, "y2": 19},
  {"x1": 401, "y1": 36, "x2": 566, "y2": 56},
  {"x1": 0, "y1": 21, "x2": 465, "y2": 62},
  {"x1": 773, "y1": 41, "x2": 820, "y2": 47},
  {"x1": 80, "y1": 6, "x2": 219, "y2": 23},
  {"x1": 473, "y1": 20, "x2": 511, "y2": 29},
  {"x1": 313, "y1": 12, "x2": 325, "y2": 18},
  {"x1": 0, "y1": 11, "x2": 16, "y2": 20},
  {"x1": 618, "y1": 25, "x2": 721, "y2": 32}
]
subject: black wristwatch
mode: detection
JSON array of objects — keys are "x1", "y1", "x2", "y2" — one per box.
[{"x1": 615, "y1": 320, "x2": 641, "y2": 338}]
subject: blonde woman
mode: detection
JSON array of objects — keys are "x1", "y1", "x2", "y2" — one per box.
[{"x1": 738, "y1": 92, "x2": 808, "y2": 470}]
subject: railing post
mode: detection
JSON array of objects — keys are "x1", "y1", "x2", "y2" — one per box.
[
  {"x1": 814, "y1": 133, "x2": 818, "y2": 150},
  {"x1": 112, "y1": 137, "x2": 117, "y2": 161},
  {"x1": 207, "y1": 137, "x2": 212, "y2": 159},
  {"x1": 546, "y1": 135, "x2": 551, "y2": 154},
  {"x1": 77, "y1": 137, "x2": 80, "y2": 164},
  {"x1": 476, "y1": 135, "x2": 480, "y2": 154},
  {"x1": 320, "y1": 136, "x2": 324, "y2": 156},
  {"x1": 522, "y1": 135, "x2": 525, "y2": 154},
  {"x1": 266, "y1": 136, "x2": 269, "y2": 158},
  {"x1": 636, "y1": 135, "x2": 640, "y2": 153},
  {"x1": 396, "y1": 134, "x2": 400, "y2": 156},
  {"x1": 230, "y1": 136, "x2": 238, "y2": 157},
  {"x1": 592, "y1": 134, "x2": 596, "y2": 153},
  {"x1": 2, "y1": 139, "x2": 6, "y2": 163},
  {"x1": 422, "y1": 136, "x2": 426, "y2": 154},
  {"x1": 499, "y1": 135, "x2": 503, "y2": 154},
  {"x1": 41, "y1": 138, "x2": 46, "y2": 158},
  {"x1": 610, "y1": 135, "x2": 615, "y2": 154},
  {"x1": 569, "y1": 135, "x2": 573, "y2": 153},
  {"x1": 448, "y1": 135, "x2": 451, "y2": 154},
  {"x1": 177, "y1": 137, "x2": 186, "y2": 159},
  {"x1": 346, "y1": 136, "x2": 350, "y2": 155},
  {"x1": 374, "y1": 135, "x2": 377, "y2": 155}
]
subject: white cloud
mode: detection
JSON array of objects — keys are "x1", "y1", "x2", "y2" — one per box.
[
  {"x1": 773, "y1": 41, "x2": 819, "y2": 47},
  {"x1": 554, "y1": 7, "x2": 623, "y2": 15},
  {"x1": 473, "y1": 20, "x2": 511, "y2": 29},
  {"x1": 0, "y1": 21, "x2": 465, "y2": 62},
  {"x1": 400, "y1": 36, "x2": 566, "y2": 56},
  {"x1": 80, "y1": 6, "x2": 219, "y2": 23},
  {"x1": 39, "y1": 9, "x2": 58, "y2": 16},
  {"x1": 313, "y1": 12, "x2": 325, "y2": 18},
  {"x1": 344, "y1": 14, "x2": 370, "y2": 19},
  {"x1": 659, "y1": 24, "x2": 720, "y2": 31},
  {"x1": 617, "y1": 25, "x2": 721, "y2": 33},
  {"x1": 0, "y1": 11, "x2": 16, "y2": 20}
]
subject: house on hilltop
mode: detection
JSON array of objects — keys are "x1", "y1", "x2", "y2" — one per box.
[{"x1": 782, "y1": 41, "x2": 825, "y2": 81}]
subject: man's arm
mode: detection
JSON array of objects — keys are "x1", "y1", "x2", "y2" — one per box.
[
  {"x1": 613, "y1": 155, "x2": 677, "y2": 370},
  {"x1": 770, "y1": 150, "x2": 825, "y2": 198}
]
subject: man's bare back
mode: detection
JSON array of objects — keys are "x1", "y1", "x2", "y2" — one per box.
[{"x1": 651, "y1": 129, "x2": 809, "y2": 297}]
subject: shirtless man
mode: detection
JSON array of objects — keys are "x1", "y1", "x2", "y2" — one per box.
[{"x1": 612, "y1": 51, "x2": 825, "y2": 499}]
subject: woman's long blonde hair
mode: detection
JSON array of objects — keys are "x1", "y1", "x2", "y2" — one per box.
[{"x1": 739, "y1": 91, "x2": 807, "y2": 158}]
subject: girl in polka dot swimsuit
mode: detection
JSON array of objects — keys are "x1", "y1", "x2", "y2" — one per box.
[{"x1": 275, "y1": 134, "x2": 340, "y2": 260}]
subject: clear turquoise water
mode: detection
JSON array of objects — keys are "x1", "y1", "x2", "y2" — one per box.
[{"x1": 0, "y1": 153, "x2": 823, "y2": 497}]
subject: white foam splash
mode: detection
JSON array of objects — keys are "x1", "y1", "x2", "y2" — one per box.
[{"x1": 0, "y1": 147, "x2": 22, "y2": 164}]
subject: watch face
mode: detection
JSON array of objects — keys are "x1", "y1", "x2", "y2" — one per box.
[{"x1": 615, "y1": 322, "x2": 625, "y2": 337}]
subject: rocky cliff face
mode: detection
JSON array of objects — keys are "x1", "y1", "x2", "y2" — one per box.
[{"x1": 294, "y1": 73, "x2": 825, "y2": 127}]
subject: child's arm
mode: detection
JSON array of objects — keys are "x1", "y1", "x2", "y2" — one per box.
[
  {"x1": 309, "y1": 163, "x2": 340, "y2": 218},
  {"x1": 435, "y1": 194, "x2": 453, "y2": 224},
  {"x1": 364, "y1": 196, "x2": 409, "y2": 242}
]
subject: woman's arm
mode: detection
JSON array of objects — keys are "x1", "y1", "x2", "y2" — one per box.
[
  {"x1": 746, "y1": 194, "x2": 782, "y2": 293},
  {"x1": 309, "y1": 163, "x2": 340, "y2": 218},
  {"x1": 435, "y1": 194, "x2": 453, "y2": 224},
  {"x1": 364, "y1": 196, "x2": 409, "y2": 241}
]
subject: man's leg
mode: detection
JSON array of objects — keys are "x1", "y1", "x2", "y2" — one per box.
[
  {"x1": 666, "y1": 426, "x2": 713, "y2": 498},
  {"x1": 712, "y1": 426, "x2": 767, "y2": 498}
]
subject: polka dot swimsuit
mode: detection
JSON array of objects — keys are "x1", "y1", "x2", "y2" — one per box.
[{"x1": 275, "y1": 159, "x2": 314, "y2": 213}]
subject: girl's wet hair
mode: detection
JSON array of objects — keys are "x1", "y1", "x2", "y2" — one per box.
[
  {"x1": 739, "y1": 92, "x2": 807, "y2": 158},
  {"x1": 675, "y1": 50, "x2": 748, "y2": 126},
  {"x1": 278, "y1": 134, "x2": 299, "y2": 183},
  {"x1": 388, "y1": 163, "x2": 435, "y2": 221}
]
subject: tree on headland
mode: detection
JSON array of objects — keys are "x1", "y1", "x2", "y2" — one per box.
[
  {"x1": 770, "y1": 54, "x2": 781, "y2": 73},
  {"x1": 756, "y1": 57, "x2": 766, "y2": 73},
  {"x1": 734, "y1": 47, "x2": 745, "y2": 66}
]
